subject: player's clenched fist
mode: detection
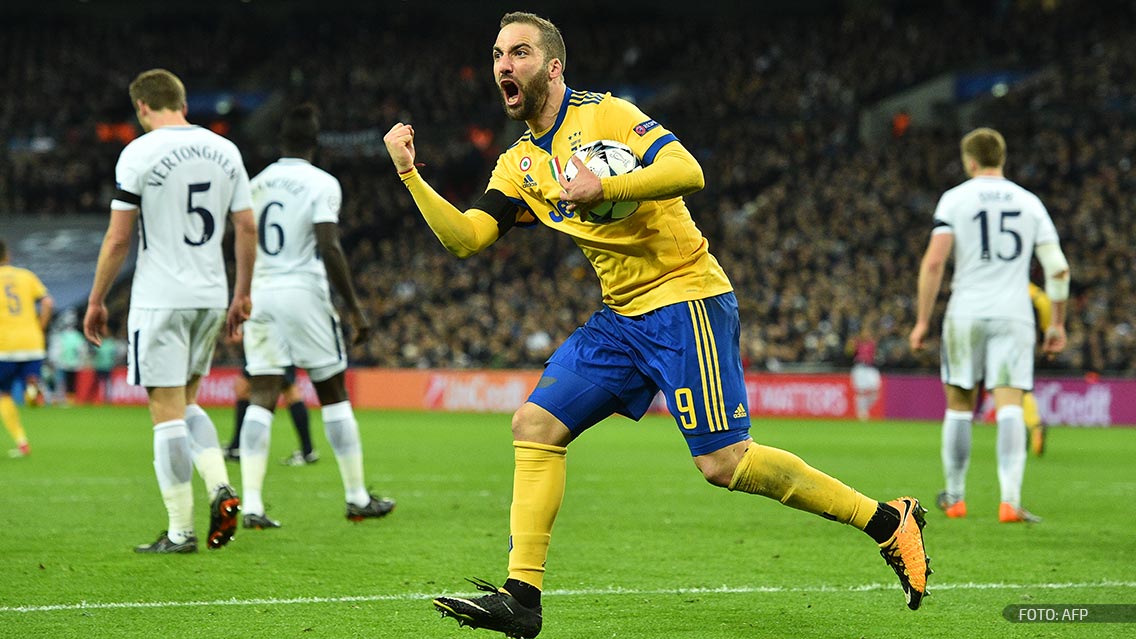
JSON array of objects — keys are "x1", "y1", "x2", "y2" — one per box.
[{"x1": 384, "y1": 123, "x2": 417, "y2": 173}]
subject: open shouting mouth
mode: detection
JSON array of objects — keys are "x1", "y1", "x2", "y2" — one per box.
[{"x1": 500, "y1": 78, "x2": 522, "y2": 108}]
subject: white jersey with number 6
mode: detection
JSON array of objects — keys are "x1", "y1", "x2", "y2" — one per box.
[
  {"x1": 932, "y1": 175, "x2": 1060, "y2": 324},
  {"x1": 249, "y1": 158, "x2": 341, "y2": 296},
  {"x1": 111, "y1": 125, "x2": 252, "y2": 310}
]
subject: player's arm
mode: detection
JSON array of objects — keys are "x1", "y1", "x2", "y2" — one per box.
[
  {"x1": 37, "y1": 293, "x2": 54, "y2": 333},
  {"x1": 227, "y1": 207, "x2": 257, "y2": 337},
  {"x1": 315, "y1": 222, "x2": 371, "y2": 346},
  {"x1": 558, "y1": 141, "x2": 703, "y2": 214},
  {"x1": 1036, "y1": 242, "x2": 1070, "y2": 354},
  {"x1": 384, "y1": 123, "x2": 501, "y2": 258},
  {"x1": 84, "y1": 208, "x2": 137, "y2": 346},
  {"x1": 33, "y1": 276, "x2": 54, "y2": 333},
  {"x1": 910, "y1": 232, "x2": 953, "y2": 351},
  {"x1": 603, "y1": 141, "x2": 704, "y2": 202}
]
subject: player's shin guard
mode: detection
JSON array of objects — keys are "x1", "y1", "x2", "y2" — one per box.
[
  {"x1": 996, "y1": 405, "x2": 1027, "y2": 507},
  {"x1": 941, "y1": 409, "x2": 973, "y2": 502},
  {"x1": 239, "y1": 405, "x2": 274, "y2": 516},
  {"x1": 508, "y1": 441, "x2": 567, "y2": 592},
  {"x1": 153, "y1": 420, "x2": 194, "y2": 541},
  {"x1": 0, "y1": 395, "x2": 28, "y2": 446},
  {"x1": 323, "y1": 401, "x2": 369, "y2": 506},
  {"x1": 185, "y1": 403, "x2": 231, "y2": 497},
  {"x1": 728, "y1": 443, "x2": 878, "y2": 530}
]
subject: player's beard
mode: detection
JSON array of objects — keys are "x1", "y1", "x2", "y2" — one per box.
[{"x1": 501, "y1": 71, "x2": 549, "y2": 122}]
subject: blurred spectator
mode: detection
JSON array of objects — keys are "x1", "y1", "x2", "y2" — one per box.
[
  {"x1": 91, "y1": 333, "x2": 125, "y2": 404},
  {"x1": 48, "y1": 312, "x2": 88, "y2": 405}
]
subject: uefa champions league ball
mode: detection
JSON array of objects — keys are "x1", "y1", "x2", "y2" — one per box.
[{"x1": 563, "y1": 140, "x2": 642, "y2": 224}]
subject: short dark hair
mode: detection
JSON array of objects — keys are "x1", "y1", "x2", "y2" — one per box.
[
  {"x1": 280, "y1": 103, "x2": 320, "y2": 154},
  {"x1": 129, "y1": 69, "x2": 186, "y2": 111},
  {"x1": 960, "y1": 127, "x2": 1006, "y2": 169},
  {"x1": 501, "y1": 11, "x2": 566, "y2": 71}
]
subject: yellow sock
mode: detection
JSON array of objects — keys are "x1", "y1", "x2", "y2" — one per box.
[
  {"x1": 728, "y1": 444, "x2": 877, "y2": 530},
  {"x1": 1022, "y1": 392, "x2": 1041, "y2": 430},
  {"x1": 507, "y1": 441, "x2": 567, "y2": 591},
  {"x1": 0, "y1": 396, "x2": 28, "y2": 445}
]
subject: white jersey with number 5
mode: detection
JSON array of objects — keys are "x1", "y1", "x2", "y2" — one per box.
[
  {"x1": 932, "y1": 176, "x2": 1060, "y2": 324},
  {"x1": 111, "y1": 125, "x2": 252, "y2": 310},
  {"x1": 249, "y1": 158, "x2": 341, "y2": 296}
]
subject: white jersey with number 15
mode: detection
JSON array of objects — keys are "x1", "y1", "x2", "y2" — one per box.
[{"x1": 932, "y1": 175, "x2": 1060, "y2": 324}]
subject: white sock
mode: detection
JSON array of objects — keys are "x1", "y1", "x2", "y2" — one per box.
[
  {"x1": 941, "y1": 409, "x2": 973, "y2": 502},
  {"x1": 239, "y1": 405, "x2": 274, "y2": 516},
  {"x1": 996, "y1": 405, "x2": 1027, "y2": 507},
  {"x1": 153, "y1": 420, "x2": 194, "y2": 542},
  {"x1": 185, "y1": 403, "x2": 230, "y2": 499},
  {"x1": 322, "y1": 401, "x2": 369, "y2": 506}
]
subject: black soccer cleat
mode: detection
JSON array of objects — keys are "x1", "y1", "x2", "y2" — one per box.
[
  {"x1": 243, "y1": 513, "x2": 282, "y2": 529},
  {"x1": 208, "y1": 484, "x2": 241, "y2": 549},
  {"x1": 134, "y1": 530, "x2": 198, "y2": 554},
  {"x1": 433, "y1": 578, "x2": 542, "y2": 638},
  {"x1": 345, "y1": 494, "x2": 395, "y2": 521}
]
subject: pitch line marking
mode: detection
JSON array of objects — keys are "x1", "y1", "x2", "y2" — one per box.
[{"x1": 3, "y1": 580, "x2": 1134, "y2": 614}]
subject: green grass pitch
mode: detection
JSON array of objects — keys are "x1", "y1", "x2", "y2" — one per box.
[{"x1": 1, "y1": 406, "x2": 1133, "y2": 638}]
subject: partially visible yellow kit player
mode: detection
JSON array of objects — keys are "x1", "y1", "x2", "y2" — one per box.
[{"x1": 0, "y1": 238, "x2": 54, "y2": 457}]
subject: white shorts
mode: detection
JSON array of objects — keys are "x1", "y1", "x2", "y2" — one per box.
[
  {"x1": 243, "y1": 286, "x2": 347, "y2": 383},
  {"x1": 940, "y1": 317, "x2": 1035, "y2": 391},
  {"x1": 851, "y1": 363, "x2": 881, "y2": 393},
  {"x1": 127, "y1": 308, "x2": 225, "y2": 387}
]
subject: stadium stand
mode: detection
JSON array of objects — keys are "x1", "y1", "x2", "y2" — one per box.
[{"x1": 2, "y1": 0, "x2": 1132, "y2": 373}]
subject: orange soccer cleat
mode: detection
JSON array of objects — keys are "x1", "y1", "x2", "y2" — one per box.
[
  {"x1": 999, "y1": 502, "x2": 1042, "y2": 523},
  {"x1": 936, "y1": 491, "x2": 967, "y2": 518},
  {"x1": 878, "y1": 497, "x2": 931, "y2": 610}
]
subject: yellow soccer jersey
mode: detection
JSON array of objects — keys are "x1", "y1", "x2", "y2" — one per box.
[
  {"x1": 486, "y1": 87, "x2": 732, "y2": 315},
  {"x1": 0, "y1": 265, "x2": 49, "y2": 359}
]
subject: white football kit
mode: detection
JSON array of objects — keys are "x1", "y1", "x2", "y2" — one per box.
[
  {"x1": 243, "y1": 158, "x2": 348, "y2": 382},
  {"x1": 111, "y1": 125, "x2": 252, "y2": 386},
  {"x1": 931, "y1": 175, "x2": 1061, "y2": 390}
]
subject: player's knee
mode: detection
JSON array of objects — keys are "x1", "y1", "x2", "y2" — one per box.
[
  {"x1": 511, "y1": 403, "x2": 570, "y2": 446},
  {"x1": 694, "y1": 455, "x2": 739, "y2": 487},
  {"x1": 249, "y1": 390, "x2": 277, "y2": 410},
  {"x1": 694, "y1": 441, "x2": 750, "y2": 488},
  {"x1": 510, "y1": 405, "x2": 541, "y2": 441},
  {"x1": 314, "y1": 374, "x2": 348, "y2": 405},
  {"x1": 698, "y1": 463, "x2": 736, "y2": 488}
]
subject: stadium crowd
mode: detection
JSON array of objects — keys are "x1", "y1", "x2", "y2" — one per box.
[{"x1": 2, "y1": 0, "x2": 1133, "y2": 374}]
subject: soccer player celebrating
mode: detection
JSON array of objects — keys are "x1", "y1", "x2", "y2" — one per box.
[
  {"x1": 384, "y1": 12, "x2": 931, "y2": 637},
  {"x1": 84, "y1": 69, "x2": 256, "y2": 553},
  {"x1": 0, "y1": 239, "x2": 53, "y2": 457},
  {"x1": 910, "y1": 128, "x2": 1070, "y2": 524},
  {"x1": 236, "y1": 104, "x2": 393, "y2": 530}
]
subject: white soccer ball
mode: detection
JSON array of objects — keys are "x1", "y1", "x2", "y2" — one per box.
[{"x1": 563, "y1": 140, "x2": 642, "y2": 224}]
